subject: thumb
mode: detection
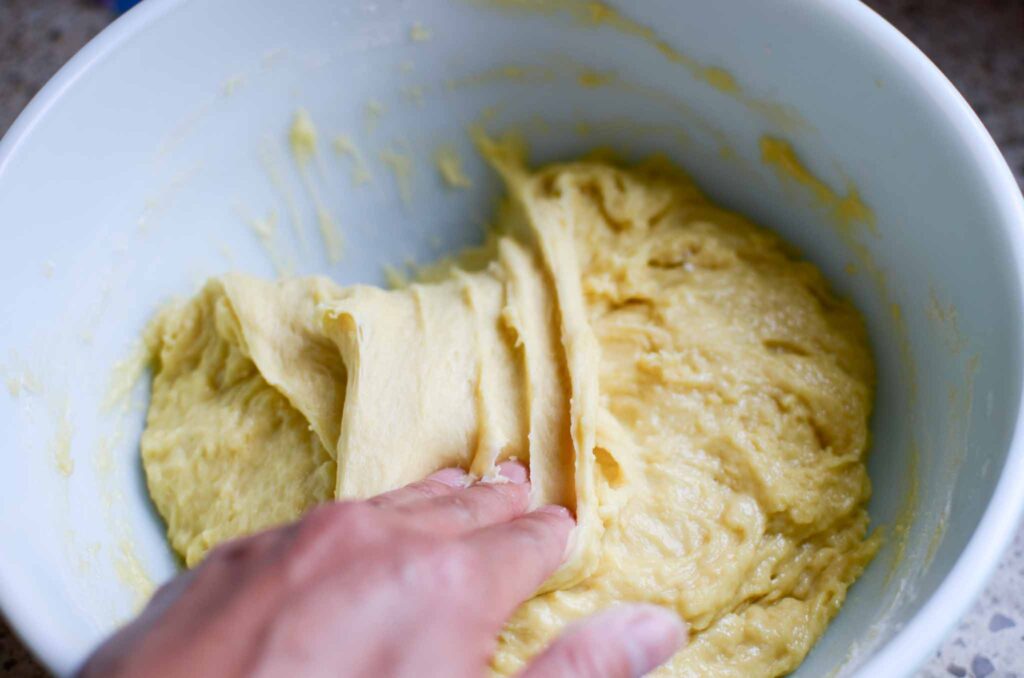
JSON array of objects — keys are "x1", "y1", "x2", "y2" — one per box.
[{"x1": 518, "y1": 604, "x2": 686, "y2": 678}]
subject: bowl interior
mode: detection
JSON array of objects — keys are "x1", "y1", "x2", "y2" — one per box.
[{"x1": 0, "y1": 1, "x2": 1021, "y2": 675}]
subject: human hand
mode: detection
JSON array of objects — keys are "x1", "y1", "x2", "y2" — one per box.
[{"x1": 79, "y1": 462, "x2": 685, "y2": 678}]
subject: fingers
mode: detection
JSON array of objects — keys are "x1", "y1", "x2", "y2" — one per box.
[
  {"x1": 369, "y1": 467, "x2": 470, "y2": 509},
  {"x1": 371, "y1": 461, "x2": 533, "y2": 537},
  {"x1": 485, "y1": 459, "x2": 529, "y2": 484},
  {"x1": 461, "y1": 505, "x2": 575, "y2": 616},
  {"x1": 518, "y1": 605, "x2": 686, "y2": 678},
  {"x1": 395, "y1": 461, "x2": 531, "y2": 533}
]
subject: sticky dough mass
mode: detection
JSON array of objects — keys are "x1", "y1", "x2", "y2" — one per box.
[{"x1": 142, "y1": 140, "x2": 878, "y2": 677}]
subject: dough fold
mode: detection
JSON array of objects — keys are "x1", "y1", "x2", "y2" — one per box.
[{"x1": 142, "y1": 144, "x2": 877, "y2": 676}]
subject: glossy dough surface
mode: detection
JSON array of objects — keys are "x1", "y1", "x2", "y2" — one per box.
[{"x1": 143, "y1": 145, "x2": 877, "y2": 676}]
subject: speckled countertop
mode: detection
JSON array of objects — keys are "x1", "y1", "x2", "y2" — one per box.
[{"x1": 1, "y1": 0, "x2": 1022, "y2": 676}]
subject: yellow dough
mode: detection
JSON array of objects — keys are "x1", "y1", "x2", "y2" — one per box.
[{"x1": 142, "y1": 139, "x2": 878, "y2": 676}]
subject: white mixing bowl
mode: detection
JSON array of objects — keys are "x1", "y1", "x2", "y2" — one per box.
[{"x1": 1, "y1": 1, "x2": 1023, "y2": 675}]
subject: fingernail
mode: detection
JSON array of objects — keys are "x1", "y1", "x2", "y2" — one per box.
[
  {"x1": 618, "y1": 605, "x2": 687, "y2": 676},
  {"x1": 496, "y1": 460, "x2": 529, "y2": 484},
  {"x1": 536, "y1": 504, "x2": 574, "y2": 521},
  {"x1": 428, "y1": 467, "x2": 469, "y2": 488}
]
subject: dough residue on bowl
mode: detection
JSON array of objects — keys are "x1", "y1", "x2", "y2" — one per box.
[{"x1": 140, "y1": 135, "x2": 878, "y2": 676}]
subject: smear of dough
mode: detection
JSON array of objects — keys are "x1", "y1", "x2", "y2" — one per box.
[
  {"x1": 365, "y1": 99, "x2": 386, "y2": 133},
  {"x1": 410, "y1": 22, "x2": 432, "y2": 41},
  {"x1": 240, "y1": 208, "x2": 294, "y2": 277},
  {"x1": 380, "y1": 147, "x2": 414, "y2": 206},
  {"x1": 435, "y1": 145, "x2": 473, "y2": 189},
  {"x1": 332, "y1": 134, "x2": 373, "y2": 185},
  {"x1": 260, "y1": 139, "x2": 307, "y2": 251},
  {"x1": 446, "y1": 64, "x2": 557, "y2": 90},
  {"x1": 315, "y1": 209, "x2": 344, "y2": 264},
  {"x1": 104, "y1": 340, "x2": 153, "y2": 414},
  {"x1": 52, "y1": 400, "x2": 74, "y2": 477},
  {"x1": 927, "y1": 288, "x2": 967, "y2": 356},
  {"x1": 4, "y1": 365, "x2": 42, "y2": 398},
  {"x1": 402, "y1": 84, "x2": 426, "y2": 107},
  {"x1": 577, "y1": 68, "x2": 615, "y2": 88},
  {"x1": 289, "y1": 110, "x2": 344, "y2": 263},
  {"x1": 288, "y1": 108, "x2": 318, "y2": 163},
  {"x1": 760, "y1": 137, "x2": 876, "y2": 235},
  {"x1": 143, "y1": 141, "x2": 877, "y2": 676},
  {"x1": 382, "y1": 264, "x2": 410, "y2": 289},
  {"x1": 114, "y1": 540, "x2": 155, "y2": 608},
  {"x1": 94, "y1": 433, "x2": 116, "y2": 476},
  {"x1": 474, "y1": 0, "x2": 807, "y2": 131},
  {"x1": 222, "y1": 75, "x2": 245, "y2": 96}
]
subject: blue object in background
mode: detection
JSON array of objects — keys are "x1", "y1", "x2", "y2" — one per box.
[{"x1": 102, "y1": 0, "x2": 144, "y2": 14}]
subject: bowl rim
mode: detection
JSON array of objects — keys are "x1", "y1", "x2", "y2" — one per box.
[
  {"x1": 828, "y1": 2, "x2": 1024, "y2": 672},
  {"x1": 1, "y1": 0, "x2": 1023, "y2": 676}
]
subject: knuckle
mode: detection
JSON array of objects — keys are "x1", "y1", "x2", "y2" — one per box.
[
  {"x1": 477, "y1": 481, "x2": 528, "y2": 513},
  {"x1": 213, "y1": 535, "x2": 258, "y2": 563},
  {"x1": 477, "y1": 483, "x2": 523, "y2": 511},
  {"x1": 196, "y1": 535, "x2": 251, "y2": 574},
  {"x1": 430, "y1": 540, "x2": 479, "y2": 592},
  {"x1": 473, "y1": 482, "x2": 506, "y2": 504},
  {"x1": 369, "y1": 479, "x2": 451, "y2": 509},
  {"x1": 187, "y1": 551, "x2": 230, "y2": 590},
  {"x1": 416, "y1": 479, "x2": 453, "y2": 500},
  {"x1": 374, "y1": 536, "x2": 457, "y2": 593},
  {"x1": 444, "y1": 492, "x2": 473, "y2": 519},
  {"x1": 297, "y1": 502, "x2": 339, "y2": 535},
  {"x1": 285, "y1": 501, "x2": 382, "y2": 577},
  {"x1": 300, "y1": 501, "x2": 371, "y2": 541},
  {"x1": 389, "y1": 537, "x2": 478, "y2": 596},
  {"x1": 336, "y1": 501, "x2": 378, "y2": 530}
]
